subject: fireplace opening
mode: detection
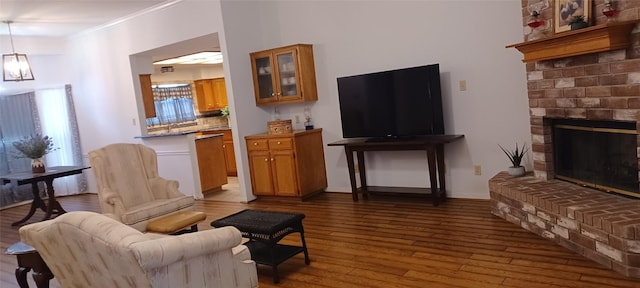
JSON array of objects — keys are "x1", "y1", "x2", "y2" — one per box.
[{"x1": 552, "y1": 118, "x2": 639, "y2": 198}]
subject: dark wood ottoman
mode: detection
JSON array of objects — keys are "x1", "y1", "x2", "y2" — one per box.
[{"x1": 211, "y1": 209, "x2": 310, "y2": 283}]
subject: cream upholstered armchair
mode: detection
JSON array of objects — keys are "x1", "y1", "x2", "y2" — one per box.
[
  {"x1": 89, "y1": 143, "x2": 194, "y2": 231},
  {"x1": 19, "y1": 211, "x2": 259, "y2": 288}
]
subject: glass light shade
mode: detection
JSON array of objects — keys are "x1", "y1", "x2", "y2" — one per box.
[{"x1": 3, "y1": 53, "x2": 35, "y2": 81}]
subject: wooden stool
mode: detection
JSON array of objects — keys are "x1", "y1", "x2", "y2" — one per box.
[
  {"x1": 5, "y1": 242, "x2": 53, "y2": 288},
  {"x1": 146, "y1": 211, "x2": 207, "y2": 234}
]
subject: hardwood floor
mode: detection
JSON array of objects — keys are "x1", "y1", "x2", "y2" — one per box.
[{"x1": 1, "y1": 193, "x2": 639, "y2": 288}]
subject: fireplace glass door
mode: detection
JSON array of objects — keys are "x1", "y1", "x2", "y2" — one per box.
[{"x1": 552, "y1": 119, "x2": 639, "y2": 197}]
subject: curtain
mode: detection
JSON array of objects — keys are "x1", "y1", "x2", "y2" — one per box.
[
  {"x1": 34, "y1": 85, "x2": 87, "y2": 196},
  {"x1": 0, "y1": 92, "x2": 42, "y2": 207},
  {"x1": 146, "y1": 85, "x2": 197, "y2": 127},
  {"x1": 0, "y1": 85, "x2": 86, "y2": 208}
]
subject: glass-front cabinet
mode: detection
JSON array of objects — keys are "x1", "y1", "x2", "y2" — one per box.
[{"x1": 250, "y1": 44, "x2": 318, "y2": 106}]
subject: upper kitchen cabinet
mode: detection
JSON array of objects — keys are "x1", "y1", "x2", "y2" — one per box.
[
  {"x1": 139, "y1": 74, "x2": 156, "y2": 118},
  {"x1": 194, "y1": 78, "x2": 228, "y2": 113},
  {"x1": 250, "y1": 44, "x2": 318, "y2": 106}
]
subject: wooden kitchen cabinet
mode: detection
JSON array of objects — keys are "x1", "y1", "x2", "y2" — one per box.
[
  {"x1": 194, "y1": 78, "x2": 228, "y2": 113},
  {"x1": 220, "y1": 129, "x2": 237, "y2": 176},
  {"x1": 201, "y1": 129, "x2": 237, "y2": 176},
  {"x1": 195, "y1": 135, "x2": 228, "y2": 192},
  {"x1": 139, "y1": 74, "x2": 156, "y2": 118},
  {"x1": 245, "y1": 128, "x2": 327, "y2": 199},
  {"x1": 250, "y1": 44, "x2": 318, "y2": 106}
]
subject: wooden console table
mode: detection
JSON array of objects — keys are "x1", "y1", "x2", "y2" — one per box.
[{"x1": 328, "y1": 135, "x2": 464, "y2": 206}]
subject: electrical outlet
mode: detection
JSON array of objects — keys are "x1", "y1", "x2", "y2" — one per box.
[
  {"x1": 132, "y1": 118, "x2": 136, "y2": 126},
  {"x1": 459, "y1": 80, "x2": 467, "y2": 91},
  {"x1": 295, "y1": 114, "x2": 301, "y2": 124},
  {"x1": 474, "y1": 165, "x2": 482, "y2": 176}
]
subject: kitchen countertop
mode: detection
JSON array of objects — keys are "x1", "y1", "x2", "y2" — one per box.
[
  {"x1": 199, "y1": 126, "x2": 231, "y2": 132},
  {"x1": 135, "y1": 131, "x2": 197, "y2": 139},
  {"x1": 195, "y1": 133, "x2": 223, "y2": 140},
  {"x1": 136, "y1": 127, "x2": 230, "y2": 139}
]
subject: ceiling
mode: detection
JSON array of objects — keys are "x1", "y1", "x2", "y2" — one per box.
[{"x1": 0, "y1": 0, "x2": 170, "y2": 37}]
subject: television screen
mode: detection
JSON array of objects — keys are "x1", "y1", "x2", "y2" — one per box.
[{"x1": 336, "y1": 64, "x2": 444, "y2": 139}]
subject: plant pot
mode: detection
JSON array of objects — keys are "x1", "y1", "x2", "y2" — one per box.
[
  {"x1": 31, "y1": 158, "x2": 45, "y2": 174},
  {"x1": 507, "y1": 166, "x2": 525, "y2": 177},
  {"x1": 570, "y1": 21, "x2": 589, "y2": 30}
]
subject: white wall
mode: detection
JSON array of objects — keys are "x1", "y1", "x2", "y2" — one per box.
[
  {"x1": 2, "y1": 1, "x2": 531, "y2": 200},
  {"x1": 221, "y1": 1, "x2": 531, "y2": 199}
]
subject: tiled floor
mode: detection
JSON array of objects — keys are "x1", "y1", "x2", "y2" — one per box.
[{"x1": 202, "y1": 177, "x2": 246, "y2": 202}]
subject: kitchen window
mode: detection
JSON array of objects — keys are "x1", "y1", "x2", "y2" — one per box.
[{"x1": 146, "y1": 84, "x2": 197, "y2": 127}]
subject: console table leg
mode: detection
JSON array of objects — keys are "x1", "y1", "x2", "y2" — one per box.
[
  {"x1": 344, "y1": 147, "x2": 358, "y2": 201},
  {"x1": 356, "y1": 151, "x2": 368, "y2": 199},
  {"x1": 426, "y1": 146, "x2": 439, "y2": 206},
  {"x1": 436, "y1": 144, "x2": 447, "y2": 202}
]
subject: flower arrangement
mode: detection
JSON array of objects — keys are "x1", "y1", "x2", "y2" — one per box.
[
  {"x1": 499, "y1": 143, "x2": 528, "y2": 168},
  {"x1": 12, "y1": 134, "x2": 58, "y2": 159}
]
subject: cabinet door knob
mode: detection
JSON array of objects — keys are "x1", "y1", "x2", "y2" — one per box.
[
  {"x1": 271, "y1": 158, "x2": 274, "y2": 161},
  {"x1": 264, "y1": 158, "x2": 268, "y2": 162},
  {"x1": 276, "y1": 92, "x2": 281, "y2": 96},
  {"x1": 271, "y1": 93, "x2": 275, "y2": 96},
  {"x1": 277, "y1": 141, "x2": 281, "y2": 144},
  {"x1": 254, "y1": 142, "x2": 258, "y2": 146},
  {"x1": 223, "y1": 145, "x2": 226, "y2": 148}
]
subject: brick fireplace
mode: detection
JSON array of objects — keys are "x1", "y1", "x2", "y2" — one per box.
[{"x1": 490, "y1": 0, "x2": 640, "y2": 279}]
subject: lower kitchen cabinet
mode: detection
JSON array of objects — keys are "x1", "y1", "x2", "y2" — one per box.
[
  {"x1": 220, "y1": 129, "x2": 237, "y2": 176},
  {"x1": 195, "y1": 135, "x2": 228, "y2": 192},
  {"x1": 201, "y1": 129, "x2": 237, "y2": 176},
  {"x1": 245, "y1": 128, "x2": 327, "y2": 199}
]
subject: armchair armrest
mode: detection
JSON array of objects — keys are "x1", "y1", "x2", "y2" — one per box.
[
  {"x1": 99, "y1": 188, "x2": 126, "y2": 217},
  {"x1": 148, "y1": 177, "x2": 184, "y2": 199},
  {"x1": 131, "y1": 226, "x2": 242, "y2": 269}
]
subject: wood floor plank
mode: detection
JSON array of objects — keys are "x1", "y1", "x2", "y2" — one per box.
[{"x1": 1, "y1": 192, "x2": 639, "y2": 287}]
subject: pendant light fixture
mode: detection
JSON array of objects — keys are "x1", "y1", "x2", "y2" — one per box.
[{"x1": 2, "y1": 21, "x2": 34, "y2": 81}]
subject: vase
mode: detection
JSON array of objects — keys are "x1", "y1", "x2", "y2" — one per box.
[
  {"x1": 31, "y1": 158, "x2": 45, "y2": 173},
  {"x1": 508, "y1": 166, "x2": 525, "y2": 177}
]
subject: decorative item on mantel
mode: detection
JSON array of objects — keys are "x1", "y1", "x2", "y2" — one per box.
[
  {"x1": 602, "y1": 0, "x2": 617, "y2": 22},
  {"x1": 499, "y1": 143, "x2": 528, "y2": 177},
  {"x1": 525, "y1": 0, "x2": 550, "y2": 41},
  {"x1": 12, "y1": 134, "x2": 58, "y2": 173},
  {"x1": 569, "y1": 15, "x2": 589, "y2": 30},
  {"x1": 554, "y1": 0, "x2": 591, "y2": 33}
]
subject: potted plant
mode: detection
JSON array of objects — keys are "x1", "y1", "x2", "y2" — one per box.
[
  {"x1": 220, "y1": 105, "x2": 231, "y2": 127},
  {"x1": 12, "y1": 134, "x2": 58, "y2": 173},
  {"x1": 569, "y1": 15, "x2": 588, "y2": 30},
  {"x1": 499, "y1": 143, "x2": 528, "y2": 177}
]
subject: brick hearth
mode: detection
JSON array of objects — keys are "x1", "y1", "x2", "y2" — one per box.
[{"x1": 489, "y1": 172, "x2": 640, "y2": 278}]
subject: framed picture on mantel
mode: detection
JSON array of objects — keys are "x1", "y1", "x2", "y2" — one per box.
[{"x1": 554, "y1": 0, "x2": 591, "y2": 33}]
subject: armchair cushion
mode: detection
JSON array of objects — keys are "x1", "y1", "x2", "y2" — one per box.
[
  {"x1": 120, "y1": 196, "x2": 194, "y2": 227},
  {"x1": 19, "y1": 211, "x2": 258, "y2": 288}
]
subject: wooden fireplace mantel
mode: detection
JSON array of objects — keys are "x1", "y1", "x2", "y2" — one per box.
[{"x1": 506, "y1": 20, "x2": 639, "y2": 63}]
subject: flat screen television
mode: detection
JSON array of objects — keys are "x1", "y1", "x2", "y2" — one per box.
[{"x1": 336, "y1": 64, "x2": 444, "y2": 139}]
